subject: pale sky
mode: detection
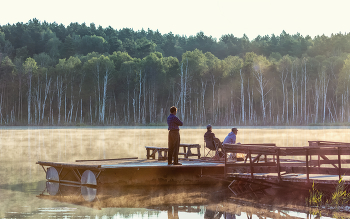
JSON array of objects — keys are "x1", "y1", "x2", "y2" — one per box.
[{"x1": 1, "y1": 0, "x2": 350, "y2": 40}]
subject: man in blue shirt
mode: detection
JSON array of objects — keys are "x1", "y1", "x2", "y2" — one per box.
[
  {"x1": 223, "y1": 127, "x2": 238, "y2": 144},
  {"x1": 167, "y1": 106, "x2": 183, "y2": 165},
  {"x1": 223, "y1": 127, "x2": 239, "y2": 159}
]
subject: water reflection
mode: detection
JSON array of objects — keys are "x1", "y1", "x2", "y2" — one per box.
[
  {"x1": 37, "y1": 180, "x2": 344, "y2": 219},
  {"x1": 39, "y1": 182, "x2": 242, "y2": 218}
]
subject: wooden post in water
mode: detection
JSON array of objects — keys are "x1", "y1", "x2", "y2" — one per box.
[
  {"x1": 224, "y1": 148, "x2": 227, "y2": 178},
  {"x1": 249, "y1": 150, "x2": 253, "y2": 180},
  {"x1": 338, "y1": 147, "x2": 342, "y2": 180},
  {"x1": 305, "y1": 148, "x2": 309, "y2": 184},
  {"x1": 277, "y1": 148, "x2": 281, "y2": 182}
]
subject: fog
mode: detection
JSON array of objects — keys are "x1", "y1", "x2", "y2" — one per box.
[{"x1": 1, "y1": 126, "x2": 350, "y2": 218}]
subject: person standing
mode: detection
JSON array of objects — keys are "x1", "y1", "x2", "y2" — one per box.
[{"x1": 167, "y1": 106, "x2": 183, "y2": 165}]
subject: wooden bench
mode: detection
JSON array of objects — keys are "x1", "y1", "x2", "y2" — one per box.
[
  {"x1": 145, "y1": 144, "x2": 201, "y2": 160},
  {"x1": 145, "y1": 146, "x2": 168, "y2": 160},
  {"x1": 179, "y1": 143, "x2": 201, "y2": 159}
]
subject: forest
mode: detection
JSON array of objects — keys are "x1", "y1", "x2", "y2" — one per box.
[{"x1": 1, "y1": 18, "x2": 350, "y2": 126}]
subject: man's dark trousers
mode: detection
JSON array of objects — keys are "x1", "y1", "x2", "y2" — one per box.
[{"x1": 168, "y1": 130, "x2": 180, "y2": 165}]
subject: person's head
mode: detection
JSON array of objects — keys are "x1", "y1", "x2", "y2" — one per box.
[
  {"x1": 170, "y1": 106, "x2": 177, "y2": 115},
  {"x1": 231, "y1": 127, "x2": 238, "y2": 135},
  {"x1": 207, "y1": 124, "x2": 212, "y2": 131}
]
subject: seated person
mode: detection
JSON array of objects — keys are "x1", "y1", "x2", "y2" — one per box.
[
  {"x1": 204, "y1": 124, "x2": 222, "y2": 153},
  {"x1": 223, "y1": 127, "x2": 240, "y2": 160},
  {"x1": 223, "y1": 127, "x2": 239, "y2": 144}
]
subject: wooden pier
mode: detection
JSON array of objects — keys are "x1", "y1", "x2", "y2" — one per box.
[
  {"x1": 224, "y1": 141, "x2": 350, "y2": 188},
  {"x1": 36, "y1": 141, "x2": 350, "y2": 189}
]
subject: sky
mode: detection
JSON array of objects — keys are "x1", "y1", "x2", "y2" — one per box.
[{"x1": 1, "y1": 0, "x2": 350, "y2": 40}]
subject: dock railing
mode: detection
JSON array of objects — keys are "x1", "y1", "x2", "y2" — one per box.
[
  {"x1": 224, "y1": 142, "x2": 350, "y2": 183},
  {"x1": 224, "y1": 143, "x2": 278, "y2": 180}
]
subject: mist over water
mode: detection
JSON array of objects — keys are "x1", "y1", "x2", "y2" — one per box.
[{"x1": 0, "y1": 126, "x2": 349, "y2": 218}]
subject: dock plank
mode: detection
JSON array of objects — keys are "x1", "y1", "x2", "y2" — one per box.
[{"x1": 37, "y1": 161, "x2": 102, "y2": 169}]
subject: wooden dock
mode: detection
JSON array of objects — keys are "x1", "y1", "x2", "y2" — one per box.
[
  {"x1": 224, "y1": 141, "x2": 350, "y2": 189},
  {"x1": 36, "y1": 140, "x2": 350, "y2": 190},
  {"x1": 37, "y1": 158, "x2": 225, "y2": 186}
]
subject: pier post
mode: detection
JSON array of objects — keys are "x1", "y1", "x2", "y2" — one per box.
[
  {"x1": 305, "y1": 149, "x2": 309, "y2": 184},
  {"x1": 338, "y1": 147, "x2": 341, "y2": 180},
  {"x1": 277, "y1": 148, "x2": 281, "y2": 182},
  {"x1": 249, "y1": 150, "x2": 253, "y2": 180},
  {"x1": 224, "y1": 148, "x2": 227, "y2": 178}
]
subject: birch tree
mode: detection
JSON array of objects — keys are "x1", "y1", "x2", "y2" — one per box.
[
  {"x1": 253, "y1": 55, "x2": 271, "y2": 123},
  {"x1": 223, "y1": 55, "x2": 243, "y2": 123},
  {"x1": 56, "y1": 75, "x2": 63, "y2": 124},
  {"x1": 200, "y1": 78, "x2": 207, "y2": 123},
  {"x1": 85, "y1": 55, "x2": 115, "y2": 124},
  {"x1": 278, "y1": 56, "x2": 292, "y2": 123},
  {"x1": 290, "y1": 59, "x2": 299, "y2": 123},
  {"x1": 319, "y1": 69, "x2": 329, "y2": 123},
  {"x1": 336, "y1": 54, "x2": 350, "y2": 122},
  {"x1": 302, "y1": 57, "x2": 308, "y2": 123},
  {"x1": 314, "y1": 79, "x2": 320, "y2": 123},
  {"x1": 0, "y1": 94, "x2": 2, "y2": 124},
  {"x1": 55, "y1": 59, "x2": 66, "y2": 125},
  {"x1": 120, "y1": 61, "x2": 138, "y2": 124},
  {"x1": 23, "y1": 57, "x2": 38, "y2": 125},
  {"x1": 180, "y1": 61, "x2": 189, "y2": 122},
  {"x1": 182, "y1": 49, "x2": 206, "y2": 122},
  {"x1": 240, "y1": 69, "x2": 244, "y2": 123}
]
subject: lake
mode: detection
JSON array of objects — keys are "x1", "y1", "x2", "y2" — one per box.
[{"x1": 0, "y1": 126, "x2": 349, "y2": 218}]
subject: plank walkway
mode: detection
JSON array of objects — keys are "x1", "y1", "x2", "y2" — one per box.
[
  {"x1": 224, "y1": 141, "x2": 350, "y2": 186},
  {"x1": 36, "y1": 140, "x2": 350, "y2": 189}
]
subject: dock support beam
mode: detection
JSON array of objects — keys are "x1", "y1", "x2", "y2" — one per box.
[
  {"x1": 306, "y1": 149, "x2": 309, "y2": 184},
  {"x1": 338, "y1": 147, "x2": 342, "y2": 180},
  {"x1": 249, "y1": 150, "x2": 253, "y2": 180},
  {"x1": 277, "y1": 149, "x2": 281, "y2": 182}
]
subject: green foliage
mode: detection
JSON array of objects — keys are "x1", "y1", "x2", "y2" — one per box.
[
  {"x1": 337, "y1": 54, "x2": 350, "y2": 94},
  {"x1": 80, "y1": 35, "x2": 109, "y2": 55},
  {"x1": 182, "y1": 49, "x2": 207, "y2": 78},
  {"x1": 0, "y1": 56, "x2": 15, "y2": 75},
  {"x1": 3, "y1": 19, "x2": 350, "y2": 125},
  {"x1": 308, "y1": 182, "x2": 324, "y2": 207},
  {"x1": 329, "y1": 178, "x2": 350, "y2": 208},
  {"x1": 23, "y1": 57, "x2": 38, "y2": 76},
  {"x1": 223, "y1": 56, "x2": 243, "y2": 78},
  {"x1": 0, "y1": 30, "x2": 5, "y2": 49},
  {"x1": 308, "y1": 178, "x2": 350, "y2": 215},
  {"x1": 33, "y1": 52, "x2": 54, "y2": 68}
]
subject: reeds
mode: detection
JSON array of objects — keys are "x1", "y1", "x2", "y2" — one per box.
[
  {"x1": 329, "y1": 178, "x2": 350, "y2": 209},
  {"x1": 308, "y1": 177, "x2": 350, "y2": 217},
  {"x1": 308, "y1": 182, "x2": 323, "y2": 207}
]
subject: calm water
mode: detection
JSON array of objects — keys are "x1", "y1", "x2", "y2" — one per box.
[{"x1": 0, "y1": 126, "x2": 349, "y2": 218}]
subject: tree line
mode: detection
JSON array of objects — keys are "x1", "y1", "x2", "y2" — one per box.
[{"x1": 1, "y1": 18, "x2": 350, "y2": 126}]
